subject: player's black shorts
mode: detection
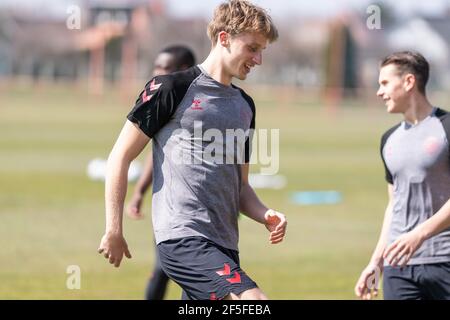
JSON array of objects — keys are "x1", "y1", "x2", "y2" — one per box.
[
  {"x1": 383, "y1": 262, "x2": 450, "y2": 300},
  {"x1": 157, "y1": 236, "x2": 258, "y2": 300}
]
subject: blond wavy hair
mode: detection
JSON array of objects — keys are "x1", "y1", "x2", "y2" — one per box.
[{"x1": 207, "y1": 0, "x2": 278, "y2": 45}]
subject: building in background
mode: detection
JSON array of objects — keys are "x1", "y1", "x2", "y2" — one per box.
[{"x1": 0, "y1": 1, "x2": 449, "y2": 96}]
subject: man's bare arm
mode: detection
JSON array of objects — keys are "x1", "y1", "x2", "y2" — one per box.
[
  {"x1": 98, "y1": 120, "x2": 150, "y2": 267},
  {"x1": 239, "y1": 164, "x2": 287, "y2": 244},
  {"x1": 127, "y1": 152, "x2": 154, "y2": 219},
  {"x1": 355, "y1": 184, "x2": 394, "y2": 299}
]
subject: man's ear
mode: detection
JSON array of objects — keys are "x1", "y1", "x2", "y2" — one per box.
[
  {"x1": 404, "y1": 73, "x2": 416, "y2": 92},
  {"x1": 218, "y1": 31, "x2": 230, "y2": 48}
]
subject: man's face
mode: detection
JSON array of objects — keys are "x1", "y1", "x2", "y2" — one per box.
[
  {"x1": 377, "y1": 64, "x2": 410, "y2": 114},
  {"x1": 224, "y1": 32, "x2": 268, "y2": 80},
  {"x1": 153, "y1": 52, "x2": 177, "y2": 77}
]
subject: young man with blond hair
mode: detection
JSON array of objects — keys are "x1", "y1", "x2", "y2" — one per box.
[
  {"x1": 98, "y1": 0, "x2": 287, "y2": 300},
  {"x1": 355, "y1": 51, "x2": 450, "y2": 300}
]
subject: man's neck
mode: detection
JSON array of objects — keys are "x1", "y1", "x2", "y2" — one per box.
[
  {"x1": 403, "y1": 94, "x2": 434, "y2": 125},
  {"x1": 200, "y1": 51, "x2": 232, "y2": 86}
]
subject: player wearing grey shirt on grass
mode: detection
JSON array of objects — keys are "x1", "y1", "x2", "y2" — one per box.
[
  {"x1": 355, "y1": 51, "x2": 450, "y2": 300},
  {"x1": 98, "y1": 0, "x2": 287, "y2": 300}
]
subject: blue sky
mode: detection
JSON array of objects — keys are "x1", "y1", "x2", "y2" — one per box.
[
  {"x1": 1, "y1": 0, "x2": 449, "y2": 19},
  {"x1": 168, "y1": 0, "x2": 450, "y2": 18}
]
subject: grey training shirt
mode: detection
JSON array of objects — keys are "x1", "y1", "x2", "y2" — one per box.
[
  {"x1": 381, "y1": 107, "x2": 450, "y2": 265},
  {"x1": 127, "y1": 66, "x2": 255, "y2": 251}
]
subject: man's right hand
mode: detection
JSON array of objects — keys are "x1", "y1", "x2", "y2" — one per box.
[
  {"x1": 354, "y1": 262, "x2": 383, "y2": 300},
  {"x1": 98, "y1": 233, "x2": 132, "y2": 268},
  {"x1": 126, "y1": 193, "x2": 144, "y2": 219}
]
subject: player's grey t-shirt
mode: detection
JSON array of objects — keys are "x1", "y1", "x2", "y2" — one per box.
[
  {"x1": 127, "y1": 66, "x2": 255, "y2": 251},
  {"x1": 381, "y1": 107, "x2": 450, "y2": 265}
]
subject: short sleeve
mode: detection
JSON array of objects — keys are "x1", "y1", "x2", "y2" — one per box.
[
  {"x1": 380, "y1": 125, "x2": 400, "y2": 184},
  {"x1": 233, "y1": 86, "x2": 256, "y2": 164},
  {"x1": 127, "y1": 76, "x2": 177, "y2": 139}
]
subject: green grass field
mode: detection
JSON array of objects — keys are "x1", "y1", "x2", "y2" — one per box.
[{"x1": 0, "y1": 82, "x2": 419, "y2": 299}]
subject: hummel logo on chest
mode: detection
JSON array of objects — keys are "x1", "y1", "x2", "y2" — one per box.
[{"x1": 191, "y1": 99, "x2": 204, "y2": 110}]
